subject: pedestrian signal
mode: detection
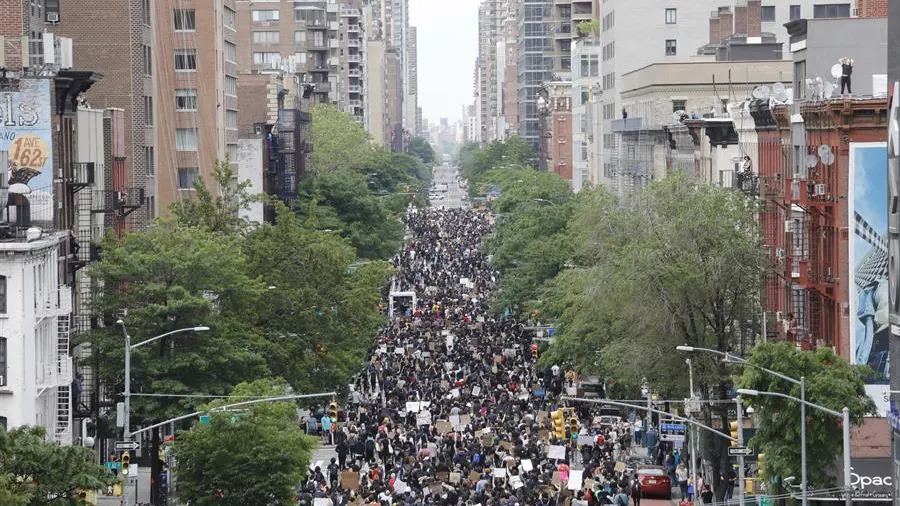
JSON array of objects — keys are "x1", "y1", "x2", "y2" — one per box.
[
  {"x1": 120, "y1": 451, "x2": 131, "y2": 476},
  {"x1": 329, "y1": 401, "x2": 339, "y2": 421},
  {"x1": 729, "y1": 421, "x2": 739, "y2": 447}
]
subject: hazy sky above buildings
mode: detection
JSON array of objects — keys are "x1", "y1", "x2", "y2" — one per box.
[{"x1": 410, "y1": 0, "x2": 480, "y2": 125}]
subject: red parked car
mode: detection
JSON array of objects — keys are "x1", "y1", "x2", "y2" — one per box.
[{"x1": 637, "y1": 465, "x2": 672, "y2": 499}]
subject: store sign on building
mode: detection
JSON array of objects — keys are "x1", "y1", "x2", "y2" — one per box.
[
  {"x1": 0, "y1": 79, "x2": 54, "y2": 221},
  {"x1": 836, "y1": 458, "x2": 894, "y2": 500}
]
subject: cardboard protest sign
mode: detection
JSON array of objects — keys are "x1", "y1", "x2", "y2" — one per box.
[
  {"x1": 436, "y1": 471, "x2": 450, "y2": 482},
  {"x1": 551, "y1": 472, "x2": 562, "y2": 487},
  {"x1": 340, "y1": 471, "x2": 359, "y2": 491},
  {"x1": 459, "y1": 414, "x2": 471, "y2": 426},
  {"x1": 536, "y1": 410, "x2": 549, "y2": 422},
  {"x1": 435, "y1": 420, "x2": 453, "y2": 435},
  {"x1": 469, "y1": 471, "x2": 482, "y2": 482},
  {"x1": 499, "y1": 441, "x2": 513, "y2": 450},
  {"x1": 614, "y1": 462, "x2": 626, "y2": 473},
  {"x1": 449, "y1": 472, "x2": 461, "y2": 484}
]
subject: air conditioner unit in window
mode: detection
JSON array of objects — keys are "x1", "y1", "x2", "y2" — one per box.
[
  {"x1": 785, "y1": 220, "x2": 793, "y2": 233},
  {"x1": 46, "y1": 12, "x2": 59, "y2": 23},
  {"x1": 814, "y1": 183, "x2": 827, "y2": 196}
]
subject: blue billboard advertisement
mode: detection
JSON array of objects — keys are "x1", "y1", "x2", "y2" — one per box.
[
  {"x1": 849, "y1": 142, "x2": 890, "y2": 385},
  {"x1": 1, "y1": 79, "x2": 54, "y2": 221}
]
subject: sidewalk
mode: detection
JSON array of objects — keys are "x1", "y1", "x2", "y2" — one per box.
[{"x1": 97, "y1": 468, "x2": 151, "y2": 506}]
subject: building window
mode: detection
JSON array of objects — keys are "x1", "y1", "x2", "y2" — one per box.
[
  {"x1": 175, "y1": 89, "x2": 198, "y2": 111},
  {"x1": 252, "y1": 9, "x2": 279, "y2": 22},
  {"x1": 175, "y1": 128, "x2": 198, "y2": 151},
  {"x1": 225, "y1": 75, "x2": 237, "y2": 96},
  {"x1": 142, "y1": 0, "x2": 151, "y2": 26},
  {"x1": 581, "y1": 142, "x2": 588, "y2": 161},
  {"x1": 0, "y1": 276, "x2": 5, "y2": 313},
  {"x1": 0, "y1": 337, "x2": 6, "y2": 386},
  {"x1": 144, "y1": 96, "x2": 153, "y2": 126},
  {"x1": 812, "y1": 3, "x2": 850, "y2": 18},
  {"x1": 174, "y1": 9, "x2": 196, "y2": 31},
  {"x1": 224, "y1": 41, "x2": 236, "y2": 63},
  {"x1": 789, "y1": 5, "x2": 801, "y2": 19},
  {"x1": 761, "y1": 5, "x2": 776, "y2": 21},
  {"x1": 665, "y1": 8, "x2": 677, "y2": 24},
  {"x1": 295, "y1": 31, "x2": 307, "y2": 43},
  {"x1": 294, "y1": 52, "x2": 307, "y2": 65},
  {"x1": 174, "y1": 49, "x2": 197, "y2": 71},
  {"x1": 143, "y1": 45, "x2": 152, "y2": 75},
  {"x1": 253, "y1": 31, "x2": 280, "y2": 44},
  {"x1": 224, "y1": 6, "x2": 236, "y2": 29},
  {"x1": 145, "y1": 146, "x2": 155, "y2": 176},
  {"x1": 672, "y1": 99, "x2": 686, "y2": 112},
  {"x1": 226, "y1": 144, "x2": 238, "y2": 161},
  {"x1": 580, "y1": 54, "x2": 599, "y2": 77},
  {"x1": 253, "y1": 52, "x2": 279, "y2": 65},
  {"x1": 177, "y1": 167, "x2": 200, "y2": 189},
  {"x1": 148, "y1": 196, "x2": 156, "y2": 219},
  {"x1": 581, "y1": 88, "x2": 589, "y2": 105},
  {"x1": 226, "y1": 110, "x2": 238, "y2": 130},
  {"x1": 665, "y1": 39, "x2": 677, "y2": 56}
]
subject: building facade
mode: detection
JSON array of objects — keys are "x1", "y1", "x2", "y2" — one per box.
[
  {"x1": 889, "y1": 0, "x2": 900, "y2": 496},
  {"x1": 571, "y1": 36, "x2": 601, "y2": 191},
  {"x1": 517, "y1": 0, "x2": 552, "y2": 152}
]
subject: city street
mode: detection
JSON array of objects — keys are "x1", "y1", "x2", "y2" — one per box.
[{"x1": 430, "y1": 164, "x2": 468, "y2": 209}]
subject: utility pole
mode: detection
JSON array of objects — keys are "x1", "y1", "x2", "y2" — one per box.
[{"x1": 736, "y1": 396, "x2": 745, "y2": 506}]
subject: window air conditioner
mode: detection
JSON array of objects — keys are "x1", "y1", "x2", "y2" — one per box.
[
  {"x1": 814, "y1": 183, "x2": 827, "y2": 196},
  {"x1": 46, "y1": 12, "x2": 59, "y2": 23}
]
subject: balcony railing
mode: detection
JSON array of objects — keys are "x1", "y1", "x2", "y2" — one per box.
[
  {"x1": 347, "y1": 24, "x2": 360, "y2": 32},
  {"x1": 348, "y1": 85, "x2": 362, "y2": 93},
  {"x1": 346, "y1": 54, "x2": 361, "y2": 63}
]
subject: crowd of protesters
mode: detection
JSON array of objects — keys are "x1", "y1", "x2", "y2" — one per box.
[{"x1": 296, "y1": 208, "x2": 699, "y2": 506}]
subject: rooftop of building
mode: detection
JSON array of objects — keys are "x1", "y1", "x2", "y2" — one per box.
[
  {"x1": 620, "y1": 59, "x2": 794, "y2": 95},
  {"x1": 0, "y1": 227, "x2": 66, "y2": 251}
]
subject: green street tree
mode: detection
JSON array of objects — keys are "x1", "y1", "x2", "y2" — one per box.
[
  {"x1": 458, "y1": 137, "x2": 535, "y2": 190},
  {"x1": 408, "y1": 136, "x2": 436, "y2": 165},
  {"x1": 310, "y1": 104, "x2": 378, "y2": 173},
  {"x1": 538, "y1": 175, "x2": 765, "y2": 498},
  {"x1": 174, "y1": 379, "x2": 316, "y2": 506},
  {"x1": 82, "y1": 224, "x2": 271, "y2": 424},
  {"x1": 0, "y1": 426, "x2": 114, "y2": 506},
  {"x1": 170, "y1": 160, "x2": 258, "y2": 235},
  {"x1": 245, "y1": 204, "x2": 389, "y2": 394},
  {"x1": 737, "y1": 342, "x2": 876, "y2": 490}
]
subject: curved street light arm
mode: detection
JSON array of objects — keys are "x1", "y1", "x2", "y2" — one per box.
[{"x1": 130, "y1": 326, "x2": 210, "y2": 350}]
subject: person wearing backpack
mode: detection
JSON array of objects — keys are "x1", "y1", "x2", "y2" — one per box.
[
  {"x1": 613, "y1": 488, "x2": 629, "y2": 506},
  {"x1": 630, "y1": 474, "x2": 642, "y2": 506}
]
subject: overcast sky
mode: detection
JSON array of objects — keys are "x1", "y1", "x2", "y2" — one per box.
[{"x1": 410, "y1": 0, "x2": 480, "y2": 126}]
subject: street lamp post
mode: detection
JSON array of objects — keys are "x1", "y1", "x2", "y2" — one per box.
[
  {"x1": 737, "y1": 389, "x2": 852, "y2": 506},
  {"x1": 116, "y1": 321, "x2": 210, "y2": 441},
  {"x1": 677, "y1": 345, "x2": 808, "y2": 506}
]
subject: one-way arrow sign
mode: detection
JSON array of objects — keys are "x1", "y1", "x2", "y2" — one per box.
[
  {"x1": 728, "y1": 446, "x2": 753, "y2": 457},
  {"x1": 115, "y1": 440, "x2": 140, "y2": 451}
]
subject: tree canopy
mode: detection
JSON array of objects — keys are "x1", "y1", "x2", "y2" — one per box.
[
  {"x1": 737, "y1": 342, "x2": 876, "y2": 490},
  {"x1": 310, "y1": 104, "x2": 377, "y2": 174},
  {"x1": 174, "y1": 379, "x2": 316, "y2": 506},
  {"x1": 408, "y1": 137, "x2": 436, "y2": 165},
  {"x1": 0, "y1": 426, "x2": 114, "y2": 506},
  {"x1": 459, "y1": 137, "x2": 536, "y2": 194}
]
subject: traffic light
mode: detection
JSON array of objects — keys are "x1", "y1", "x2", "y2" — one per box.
[
  {"x1": 530, "y1": 344, "x2": 539, "y2": 360},
  {"x1": 329, "y1": 401, "x2": 339, "y2": 422},
  {"x1": 550, "y1": 410, "x2": 566, "y2": 440},
  {"x1": 569, "y1": 416, "x2": 580, "y2": 436},
  {"x1": 120, "y1": 451, "x2": 131, "y2": 477},
  {"x1": 757, "y1": 453, "x2": 766, "y2": 479},
  {"x1": 729, "y1": 420, "x2": 740, "y2": 447}
]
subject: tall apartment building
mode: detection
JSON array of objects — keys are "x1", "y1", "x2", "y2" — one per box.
[
  {"x1": 517, "y1": 0, "x2": 552, "y2": 152},
  {"x1": 341, "y1": 2, "x2": 365, "y2": 123},
  {"x1": 370, "y1": 0, "x2": 408, "y2": 149},
  {"x1": 50, "y1": 0, "x2": 154, "y2": 229},
  {"x1": 501, "y1": 0, "x2": 519, "y2": 139},
  {"x1": 153, "y1": 0, "x2": 236, "y2": 212},
  {"x1": 477, "y1": 0, "x2": 501, "y2": 144},
  {"x1": 236, "y1": 1, "x2": 342, "y2": 105},
  {"x1": 571, "y1": 37, "x2": 602, "y2": 191},
  {"x1": 405, "y1": 25, "x2": 418, "y2": 137},
  {"x1": 364, "y1": 0, "x2": 389, "y2": 146},
  {"x1": 549, "y1": 0, "x2": 599, "y2": 81}
]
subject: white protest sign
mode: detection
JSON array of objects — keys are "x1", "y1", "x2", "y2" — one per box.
[
  {"x1": 314, "y1": 498, "x2": 332, "y2": 506},
  {"x1": 567, "y1": 470, "x2": 584, "y2": 491},
  {"x1": 492, "y1": 468, "x2": 507, "y2": 478},
  {"x1": 520, "y1": 459, "x2": 534, "y2": 473},
  {"x1": 416, "y1": 410, "x2": 432, "y2": 426},
  {"x1": 394, "y1": 479, "x2": 409, "y2": 494},
  {"x1": 471, "y1": 386, "x2": 481, "y2": 396},
  {"x1": 451, "y1": 388, "x2": 460, "y2": 398},
  {"x1": 395, "y1": 347, "x2": 405, "y2": 355},
  {"x1": 547, "y1": 445, "x2": 567, "y2": 460},
  {"x1": 510, "y1": 475, "x2": 524, "y2": 490},
  {"x1": 405, "y1": 402, "x2": 421, "y2": 413}
]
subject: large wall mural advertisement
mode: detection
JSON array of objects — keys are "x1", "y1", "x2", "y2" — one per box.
[
  {"x1": 849, "y1": 142, "x2": 890, "y2": 385},
  {"x1": 0, "y1": 79, "x2": 54, "y2": 223}
]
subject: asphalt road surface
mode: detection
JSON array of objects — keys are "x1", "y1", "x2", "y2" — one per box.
[{"x1": 429, "y1": 164, "x2": 468, "y2": 210}]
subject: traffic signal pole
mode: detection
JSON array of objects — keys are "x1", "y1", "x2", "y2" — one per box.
[{"x1": 737, "y1": 396, "x2": 745, "y2": 506}]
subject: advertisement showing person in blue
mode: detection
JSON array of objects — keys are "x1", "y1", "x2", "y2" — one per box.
[
  {"x1": 850, "y1": 142, "x2": 890, "y2": 383},
  {"x1": 1, "y1": 79, "x2": 54, "y2": 222}
]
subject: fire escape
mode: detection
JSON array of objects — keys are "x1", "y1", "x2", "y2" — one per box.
[
  {"x1": 786, "y1": 102, "x2": 839, "y2": 350},
  {"x1": 749, "y1": 99, "x2": 790, "y2": 342}
]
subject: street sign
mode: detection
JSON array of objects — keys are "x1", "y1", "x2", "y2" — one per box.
[
  {"x1": 728, "y1": 446, "x2": 754, "y2": 457},
  {"x1": 659, "y1": 420, "x2": 686, "y2": 441},
  {"x1": 115, "y1": 440, "x2": 140, "y2": 451}
]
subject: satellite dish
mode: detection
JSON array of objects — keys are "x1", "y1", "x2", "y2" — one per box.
[
  {"x1": 772, "y1": 82, "x2": 789, "y2": 102},
  {"x1": 8, "y1": 183, "x2": 30, "y2": 194},
  {"x1": 823, "y1": 81, "x2": 833, "y2": 99},
  {"x1": 752, "y1": 85, "x2": 770, "y2": 100},
  {"x1": 821, "y1": 151, "x2": 835, "y2": 166},
  {"x1": 818, "y1": 145, "x2": 832, "y2": 158},
  {"x1": 831, "y1": 63, "x2": 843, "y2": 80},
  {"x1": 805, "y1": 154, "x2": 819, "y2": 169}
]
